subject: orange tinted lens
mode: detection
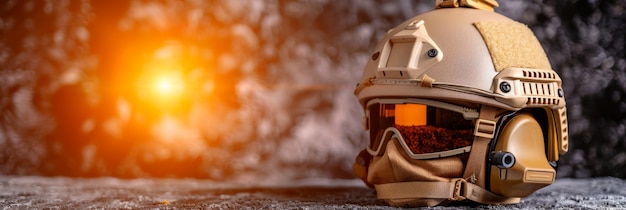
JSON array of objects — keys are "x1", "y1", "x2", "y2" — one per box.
[
  {"x1": 395, "y1": 104, "x2": 427, "y2": 126},
  {"x1": 369, "y1": 103, "x2": 474, "y2": 155}
]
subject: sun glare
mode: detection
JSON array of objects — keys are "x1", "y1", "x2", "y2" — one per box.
[
  {"x1": 156, "y1": 78, "x2": 174, "y2": 94},
  {"x1": 133, "y1": 41, "x2": 197, "y2": 112},
  {"x1": 154, "y1": 75, "x2": 184, "y2": 97}
]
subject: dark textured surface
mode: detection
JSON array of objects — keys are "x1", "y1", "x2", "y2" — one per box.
[{"x1": 1, "y1": 176, "x2": 625, "y2": 209}]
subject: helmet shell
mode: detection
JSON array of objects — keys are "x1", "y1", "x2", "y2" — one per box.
[{"x1": 355, "y1": 8, "x2": 563, "y2": 111}]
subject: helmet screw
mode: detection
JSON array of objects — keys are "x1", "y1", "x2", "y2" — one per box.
[
  {"x1": 499, "y1": 82, "x2": 511, "y2": 93},
  {"x1": 427, "y1": 49, "x2": 438, "y2": 57},
  {"x1": 558, "y1": 89, "x2": 564, "y2": 97},
  {"x1": 372, "y1": 51, "x2": 380, "y2": 60}
]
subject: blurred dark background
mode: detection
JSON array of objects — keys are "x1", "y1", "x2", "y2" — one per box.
[{"x1": 0, "y1": 0, "x2": 624, "y2": 181}]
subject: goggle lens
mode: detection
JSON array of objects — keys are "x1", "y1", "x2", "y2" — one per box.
[{"x1": 368, "y1": 102, "x2": 475, "y2": 157}]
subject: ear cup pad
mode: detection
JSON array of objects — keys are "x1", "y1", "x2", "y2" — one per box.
[{"x1": 489, "y1": 113, "x2": 555, "y2": 197}]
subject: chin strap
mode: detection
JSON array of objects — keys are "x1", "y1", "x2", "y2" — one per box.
[
  {"x1": 372, "y1": 105, "x2": 520, "y2": 205},
  {"x1": 375, "y1": 179, "x2": 520, "y2": 204},
  {"x1": 462, "y1": 105, "x2": 499, "y2": 187}
]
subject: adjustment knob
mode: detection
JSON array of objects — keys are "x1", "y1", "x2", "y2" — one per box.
[{"x1": 491, "y1": 151, "x2": 516, "y2": 169}]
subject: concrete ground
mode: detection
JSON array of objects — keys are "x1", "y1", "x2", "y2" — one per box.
[{"x1": 1, "y1": 176, "x2": 625, "y2": 209}]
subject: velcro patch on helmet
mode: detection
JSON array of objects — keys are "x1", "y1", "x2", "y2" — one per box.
[{"x1": 473, "y1": 20, "x2": 552, "y2": 72}]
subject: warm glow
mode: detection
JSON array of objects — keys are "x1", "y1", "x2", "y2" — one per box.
[
  {"x1": 134, "y1": 42, "x2": 191, "y2": 109},
  {"x1": 155, "y1": 76, "x2": 184, "y2": 96},
  {"x1": 156, "y1": 78, "x2": 173, "y2": 94}
]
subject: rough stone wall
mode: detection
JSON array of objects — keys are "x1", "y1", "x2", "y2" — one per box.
[{"x1": 0, "y1": 0, "x2": 624, "y2": 180}]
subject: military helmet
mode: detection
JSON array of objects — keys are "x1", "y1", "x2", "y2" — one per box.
[{"x1": 353, "y1": 0, "x2": 568, "y2": 206}]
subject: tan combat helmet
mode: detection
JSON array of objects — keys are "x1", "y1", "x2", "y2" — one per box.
[{"x1": 353, "y1": 0, "x2": 568, "y2": 207}]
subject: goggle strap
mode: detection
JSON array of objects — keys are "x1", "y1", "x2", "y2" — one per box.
[
  {"x1": 353, "y1": 150, "x2": 373, "y2": 188},
  {"x1": 462, "y1": 105, "x2": 500, "y2": 188}
]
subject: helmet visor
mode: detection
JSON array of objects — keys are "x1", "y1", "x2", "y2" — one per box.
[{"x1": 367, "y1": 99, "x2": 478, "y2": 159}]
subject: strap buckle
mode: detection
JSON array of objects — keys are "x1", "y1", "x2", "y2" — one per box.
[
  {"x1": 474, "y1": 119, "x2": 496, "y2": 139},
  {"x1": 450, "y1": 179, "x2": 467, "y2": 201}
]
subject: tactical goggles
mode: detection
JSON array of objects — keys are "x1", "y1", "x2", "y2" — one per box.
[{"x1": 366, "y1": 98, "x2": 479, "y2": 159}]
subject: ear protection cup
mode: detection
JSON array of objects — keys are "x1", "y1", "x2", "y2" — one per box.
[{"x1": 487, "y1": 113, "x2": 555, "y2": 197}]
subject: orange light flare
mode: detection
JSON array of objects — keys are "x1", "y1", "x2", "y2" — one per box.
[
  {"x1": 129, "y1": 41, "x2": 220, "y2": 120},
  {"x1": 132, "y1": 42, "x2": 188, "y2": 111},
  {"x1": 135, "y1": 68, "x2": 187, "y2": 108},
  {"x1": 153, "y1": 73, "x2": 186, "y2": 99}
]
